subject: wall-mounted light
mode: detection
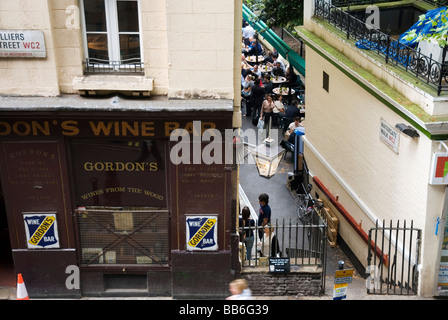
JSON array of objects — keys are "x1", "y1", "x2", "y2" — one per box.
[{"x1": 395, "y1": 123, "x2": 419, "y2": 138}]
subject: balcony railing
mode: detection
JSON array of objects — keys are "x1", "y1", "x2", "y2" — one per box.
[
  {"x1": 333, "y1": 0, "x2": 448, "y2": 6},
  {"x1": 83, "y1": 58, "x2": 144, "y2": 74},
  {"x1": 314, "y1": 0, "x2": 448, "y2": 95}
]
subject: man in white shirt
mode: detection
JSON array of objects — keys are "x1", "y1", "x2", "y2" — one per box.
[
  {"x1": 270, "y1": 51, "x2": 286, "y2": 73},
  {"x1": 242, "y1": 22, "x2": 255, "y2": 45}
]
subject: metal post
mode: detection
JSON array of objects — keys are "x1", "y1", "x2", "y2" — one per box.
[{"x1": 438, "y1": 45, "x2": 447, "y2": 95}]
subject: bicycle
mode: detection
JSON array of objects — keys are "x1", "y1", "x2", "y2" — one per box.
[
  {"x1": 297, "y1": 183, "x2": 314, "y2": 223},
  {"x1": 297, "y1": 184, "x2": 326, "y2": 239}
]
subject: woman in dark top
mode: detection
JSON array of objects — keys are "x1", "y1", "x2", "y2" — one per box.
[{"x1": 239, "y1": 206, "x2": 255, "y2": 261}]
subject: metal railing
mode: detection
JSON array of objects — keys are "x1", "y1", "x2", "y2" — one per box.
[
  {"x1": 367, "y1": 220, "x2": 421, "y2": 295},
  {"x1": 314, "y1": 0, "x2": 448, "y2": 95},
  {"x1": 83, "y1": 58, "x2": 144, "y2": 74},
  {"x1": 333, "y1": 0, "x2": 448, "y2": 7},
  {"x1": 76, "y1": 209, "x2": 169, "y2": 266},
  {"x1": 239, "y1": 218, "x2": 327, "y2": 268}
]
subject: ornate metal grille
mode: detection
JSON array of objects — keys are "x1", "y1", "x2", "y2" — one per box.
[
  {"x1": 314, "y1": 0, "x2": 448, "y2": 95},
  {"x1": 83, "y1": 58, "x2": 144, "y2": 74},
  {"x1": 76, "y1": 209, "x2": 169, "y2": 266}
]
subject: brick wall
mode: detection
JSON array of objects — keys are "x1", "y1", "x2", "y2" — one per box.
[{"x1": 241, "y1": 267, "x2": 323, "y2": 297}]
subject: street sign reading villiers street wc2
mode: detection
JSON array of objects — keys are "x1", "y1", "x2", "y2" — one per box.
[{"x1": 0, "y1": 30, "x2": 46, "y2": 58}]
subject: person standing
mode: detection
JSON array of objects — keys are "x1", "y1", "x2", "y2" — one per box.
[
  {"x1": 251, "y1": 77, "x2": 265, "y2": 120},
  {"x1": 257, "y1": 193, "x2": 271, "y2": 239},
  {"x1": 242, "y1": 22, "x2": 255, "y2": 46},
  {"x1": 239, "y1": 206, "x2": 255, "y2": 261},
  {"x1": 257, "y1": 224, "x2": 281, "y2": 257},
  {"x1": 285, "y1": 100, "x2": 301, "y2": 119},
  {"x1": 262, "y1": 73, "x2": 273, "y2": 95},
  {"x1": 260, "y1": 94, "x2": 275, "y2": 136}
]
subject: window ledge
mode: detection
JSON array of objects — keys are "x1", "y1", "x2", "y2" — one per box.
[{"x1": 73, "y1": 75, "x2": 154, "y2": 96}]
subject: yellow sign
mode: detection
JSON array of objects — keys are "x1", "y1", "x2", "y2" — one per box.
[
  {"x1": 333, "y1": 283, "x2": 348, "y2": 300},
  {"x1": 335, "y1": 269, "x2": 354, "y2": 278},
  {"x1": 334, "y1": 269, "x2": 353, "y2": 284}
]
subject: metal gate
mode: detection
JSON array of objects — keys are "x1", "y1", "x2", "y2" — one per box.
[{"x1": 367, "y1": 220, "x2": 421, "y2": 295}]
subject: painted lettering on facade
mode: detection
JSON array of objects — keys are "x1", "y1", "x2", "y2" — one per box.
[{"x1": 0, "y1": 120, "x2": 217, "y2": 137}]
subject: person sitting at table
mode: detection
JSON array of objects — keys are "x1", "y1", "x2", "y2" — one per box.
[
  {"x1": 241, "y1": 53, "x2": 250, "y2": 71},
  {"x1": 246, "y1": 37, "x2": 263, "y2": 57},
  {"x1": 285, "y1": 100, "x2": 301, "y2": 119},
  {"x1": 262, "y1": 73, "x2": 273, "y2": 95},
  {"x1": 267, "y1": 51, "x2": 286, "y2": 73},
  {"x1": 252, "y1": 64, "x2": 262, "y2": 78},
  {"x1": 271, "y1": 61, "x2": 285, "y2": 78},
  {"x1": 284, "y1": 116, "x2": 303, "y2": 141},
  {"x1": 285, "y1": 65, "x2": 298, "y2": 87},
  {"x1": 263, "y1": 51, "x2": 274, "y2": 64},
  {"x1": 272, "y1": 94, "x2": 285, "y2": 126}
]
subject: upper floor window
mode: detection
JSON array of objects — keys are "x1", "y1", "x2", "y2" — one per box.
[{"x1": 81, "y1": 0, "x2": 143, "y2": 73}]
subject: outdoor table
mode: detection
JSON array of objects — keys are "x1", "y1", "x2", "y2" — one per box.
[
  {"x1": 273, "y1": 87, "x2": 295, "y2": 96},
  {"x1": 271, "y1": 76, "x2": 287, "y2": 86},
  {"x1": 246, "y1": 55, "x2": 264, "y2": 64},
  {"x1": 259, "y1": 64, "x2": 272, "y2": 73}
]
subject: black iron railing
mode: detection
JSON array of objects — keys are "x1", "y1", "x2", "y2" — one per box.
[
  {"x1": 239, "y1": 219, "x2": 327, "y2": 268},
  {"x1": 83, "y1": 58, "x2": 144, "y2": 74},
  {"x1": 367, "y1": 220, "x2": 421, "y2": 295},
  {"x1": 314, "y1": 0, "x2": 448, "y2": 95},
  {"x1": 333, "y1": 0, "x2": 448, "y2": 6}
]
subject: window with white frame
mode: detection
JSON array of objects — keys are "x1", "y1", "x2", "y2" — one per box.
[{"x1": 81, "y1": 0, "x2": 142, "y2": 71}]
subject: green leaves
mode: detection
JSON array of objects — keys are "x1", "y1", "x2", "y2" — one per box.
[{"x1": 249, "y1": 0, "x2": 304, "y2": 29}]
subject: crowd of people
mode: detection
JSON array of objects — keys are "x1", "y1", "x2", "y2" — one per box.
[
  {"x1": 239, "y1": 22, "x2": 306, "y2": 262},
  {"x1": 226, "y1": 21, "x2": 308, "y2": 301},
  {"x1": 241, "y1": 29, "x2": 305, "y2": 144}
]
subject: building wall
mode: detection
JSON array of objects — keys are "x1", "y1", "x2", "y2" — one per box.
[
  {"x1": 0, "y1": 0, "x2": 237, "y2": 100},
  {"x1": 303, "y1": 45, "x2": 444, "y2": 296},
  {"x1": 0, "y1": 0, "x2": 60, "y2": 96},
  {"x1": 0, "y1": 0, "x2": 241, "y2": 298}
]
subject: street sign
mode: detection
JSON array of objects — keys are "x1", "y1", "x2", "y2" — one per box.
[
  {"x1": 269, "y1": 257, "x2": 290, "y2": 274},
  {"x1": 333, "y1": 283, "x2": 348, "y2": 300},
  {"x1": 333, "y1": 269, "x2": 353, "y2": 300},
  {"x1": 334, "y1": 269, "x2": 353, "y2": 284}
]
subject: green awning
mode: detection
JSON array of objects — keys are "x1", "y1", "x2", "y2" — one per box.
[{"x1": 242, "y1": 4, "x2": 305, "y2": 76}]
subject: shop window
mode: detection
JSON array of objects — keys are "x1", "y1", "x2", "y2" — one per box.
[
  {"x1": 76, "y1": 209, "x2": 169, "y2": 266},
  {"x1": 80, "y1": 0, "x2": 143, "y2": 73},
  {"x1": 70, "y1": 139, "x2": 168, "y2": 266}
]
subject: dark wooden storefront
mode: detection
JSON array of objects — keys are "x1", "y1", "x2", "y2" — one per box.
[{"x1": 0, "y1": 107, "x2": 236, "y2": 298}]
